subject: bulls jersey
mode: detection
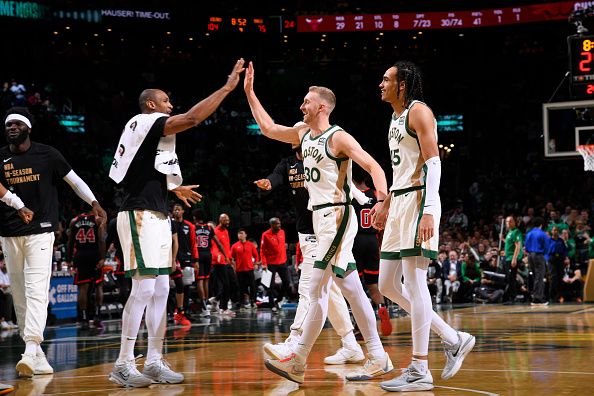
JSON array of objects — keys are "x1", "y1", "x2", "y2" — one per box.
[
  {"x1": 388, "y1": 100, "x2": 437, "y2": 191},
  {"x1": 195, "y1": 223, "x2": 215, "y2": 253},
  {"x1": 353, "y1": 187, "x2": 378, "y2": 235},
  {"x1": 66, "y1": 213, "x2": 99, "y2": 261},
  {"x1": 173, "y1": 219, "x2": 198, "y2": 262},
  {"x1": 301, "y1": 125, "x2": 353, "y2": 210}
]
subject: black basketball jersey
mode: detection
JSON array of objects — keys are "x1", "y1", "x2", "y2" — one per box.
[
  {"x1": 195, "y1": 223, "x2": 215, "y2": 253},
  {"x1": 353, "y1": 188, "x2": 377, "y2": 235},
  {"x1": 66, "y1": 213, "x2": 99, "y2": 260}
]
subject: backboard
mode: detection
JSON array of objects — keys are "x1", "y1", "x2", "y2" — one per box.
[{"x1": 543, "y1": 100, "x2": 594, "y2": 157}]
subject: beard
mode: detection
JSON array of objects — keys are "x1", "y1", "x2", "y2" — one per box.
[{"x1": 6, "y1": 129, "x2": 29, "y2": 145}]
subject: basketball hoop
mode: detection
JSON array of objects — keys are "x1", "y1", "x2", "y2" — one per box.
[{"x1": 577, "y1": 144, "x2": 594, "y2": 171}]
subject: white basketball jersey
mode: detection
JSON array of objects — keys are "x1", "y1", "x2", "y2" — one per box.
[
  {"x1": 301, "y1": 125, "x2": 353, "y2": 210},
  {"x1": 388, "y1": 100, "x2": 437, "y2": 191}
]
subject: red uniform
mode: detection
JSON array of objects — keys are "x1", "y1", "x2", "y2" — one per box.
[
  {"x1": 211, "y1": 225, "x2": 231, "y2": 265},
  {"x1": 260, "y1": 229, "x2": 286, "y2": 266}
]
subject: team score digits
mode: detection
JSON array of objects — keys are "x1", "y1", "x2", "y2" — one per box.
[
  {"x1": 75, "y1": 228, "x2": 96, "y2": 244},
  {"x1": 360, "y1": 208, "x2": 372, "y2": 228},
  {"x1": 580, "y1": 51, "x2": 593, "y2": 72},
  {"x1": 391, "y1": 149, "x2": 401, "y2": 166},
  {"x1": 197, "y1": 235, "x2": 210, "y2": 248},
  {"x1": 584, "y1": 39, "x2": 594, "y2": 51},
  {"x1": 304, "y1": 166, "x2": 321, "y2": 182}
]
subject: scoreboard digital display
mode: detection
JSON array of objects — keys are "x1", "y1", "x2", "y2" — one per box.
[
  {"x1": 569, "y1": 35, "x2": 594, "y2": 98},
  {"x1": 207, "y1": 16, "x2": 269, "y2": 33},
  {"x1": 297, "y1": 1, "x2": 574, "y2": 32}
]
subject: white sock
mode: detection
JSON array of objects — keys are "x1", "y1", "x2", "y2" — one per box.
[
  {"x1": 378, "y1": 259, "x2": 458, "y2": 345},
  {"x1": 402, "y1": 258, "x2": 432, "y2": 356},
  {"x1": 25, "y1": 341, "x2": 38, "y2": 356},
  {"x1": 118, "y1": 276, "x2": 156, "y2": 362},
  {"x1": 412, "y1": 358, "x2": 429, "y2": 373},
  {"x1": 341, "y1": 330, "x2": 359, "y2": 351},
  {"x1": 36, "y1": 344, "x2": 43, "y2": 355},
  {"x1": 334, "y1": 270, "x2": 385, "y2": 360},
  {"x1": 145, "y1": 275, "x2": 169, "y2": 363}
]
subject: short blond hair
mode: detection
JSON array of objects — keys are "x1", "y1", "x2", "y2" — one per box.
[{"x1": 309, "y1": 86, "x2": 336, "y2": 113}]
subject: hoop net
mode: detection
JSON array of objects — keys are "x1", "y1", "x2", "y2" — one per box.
[{"x1": 577, "y1": 145, "x2": 594, "y2": 171}]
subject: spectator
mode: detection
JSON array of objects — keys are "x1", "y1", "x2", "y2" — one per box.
[
  {"x1": 447, "y1": 201, "x2": 469, "y2": 230},
  {"x1": 461, "y1": 253, "x2": 482, "y2": 301},
  {"x1": 9, "y1": 79, "x2": 26, "y2": 105},
  {"x1": 559, "y1": 258, "x2": 583, "y2": 303},
  {"x1": 427, "y1": 253, "x2": 444, "y2": 304},
  {"x1": 546, "y1": 210, "x2": 569, "y2": 233},
  {"x1": 477, "y1": 255, "x2": 506, "y2": 303},
  {"x1": 0, "y1": 256, "x2": 18, "y2": 329},
  {"x1": 561, "y1": 229, "x2": 576, "y2": 263},
  {"x1": 503, "y1": 216, "x2": 523, "y2": 304},
  {"x1": 546, "y1": 226, "x2": 567, "y2": 303},
  {"x1": 525, "y1": 217, "x2": 550, "y2": 306},
  {"x1": 260, "y1": 217, "x2": 289, "y2": 312},
  {"x1": 442, "y1": 250, "x2": 462, "y2": 303}
]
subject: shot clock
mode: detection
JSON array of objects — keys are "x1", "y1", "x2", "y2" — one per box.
[{"x1": 569, "y1": 35, "x2": 594, "y2": 98}]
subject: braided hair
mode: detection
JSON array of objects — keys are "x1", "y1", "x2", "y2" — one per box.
[{"x1": 393, "y1": 61, "x2": 424, "y2": 106}]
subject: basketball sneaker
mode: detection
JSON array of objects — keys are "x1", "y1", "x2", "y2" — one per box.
[
  {"x1": 143, "y1": 358, "x2": 184, "y2": 384},
  {"x1": 378, "y1": 306, "x2": 393, "y2": 337},
  {"x1": 108, "y1": 359, "x2": 152, "y2": 388},
  {"x1": 173, "y1": 312, "x2": 191, "y2": 326},
  {"x1": 34, "y1": 351, "x2": 54, "y2": 375},
  {"x1": 345, "y1": 353, "x2": 394, "y2": 381},
  {"x1": 441, "y1": 331, "x2": 475, "y2": 380},
  {"x1": 324, "y1": 346, "x2": 365, "y2": 365},
  {"x1": 380, "y1": 363, "x2": 434, "y2": 392},
  {"x1": 264, "y1": 341, "x2": 293, "y2": 360},
  {"x1": 265, "y1": 354, "x2": 306, "y2": 384},
  {"x1": 16, "y1": 353, "x2": 36, "y2": 377}
]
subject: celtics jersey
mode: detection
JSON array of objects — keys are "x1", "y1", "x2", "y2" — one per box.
[
  {"x1": 301, "y1": 125, "x2": 353, "y2": 210},
  {"x1": 388, "y1": 100, "x2": 437, "y2": 191}
]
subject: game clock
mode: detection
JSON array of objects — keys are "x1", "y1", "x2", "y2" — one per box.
[{"x1": 569, "y1": 35, "x2": 594, "y2": 98}]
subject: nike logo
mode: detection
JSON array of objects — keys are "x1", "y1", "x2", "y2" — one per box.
[
  {"x1": 323, "y1": 212, "x2": 332, "y2": 217},
  {"x1": 2, "y1": 158, "x2": 11, "y2": 163},
  {"x1": 290, "y1": 164, "x2": 297, "y2": 168},
  {"x1": 41, "y1": 248, "x2": 48, "y2": 250},
  {"x1": 120, "y1": 372, "x2": 130, "y2": 381}
]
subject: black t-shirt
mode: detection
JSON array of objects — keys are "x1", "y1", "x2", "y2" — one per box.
[
  {"x1": 119, "y1": 116, "x2": 169, "y2": 215},
  {"x1": 353, "y1": 187, "x2": 377, "y2": 235},
  {"x1": 267, "y1": 155, "x2": 314, "y2": 234},
  {"x1": 0, "y1": 142, "x2": 72, "y2": 237}
]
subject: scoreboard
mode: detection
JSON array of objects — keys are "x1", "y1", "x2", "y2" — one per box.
[
  {"x1": 297, "y1": 1, "x2": 574, "y2": 32},
  {"x1": 207, "y1": 16, "x2": 270, "y2": 33},
  {"x1": 569, "y1": 35, "x2": 594, "y2": 98}
]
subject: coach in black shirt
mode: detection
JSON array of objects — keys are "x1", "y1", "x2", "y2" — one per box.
[{"x1": 0, "y1": 107, "x2": 106, "y2": 377}]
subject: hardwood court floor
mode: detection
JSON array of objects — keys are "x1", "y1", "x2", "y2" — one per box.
[{"x1": 1, "y1": 303, "x2": 594, "y2": 395}]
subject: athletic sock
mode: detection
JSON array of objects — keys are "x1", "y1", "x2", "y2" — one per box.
[
  {"x1": 341, "y1": 330, "x2": 359, "y2": 350},
  {"x1": 412, "y1": 357, "x2": 428, "y2": 374},
  {"x1": 119, "y1": 336, "x2": 136, "y2": 362},
  {"x1": 24, "y1": 341, "x2": 37, "y2": 356},
  {"x1": 146, "y1": 337, "x2": 164, "y2": 364}
]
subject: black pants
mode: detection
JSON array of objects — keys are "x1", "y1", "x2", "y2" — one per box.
[
  {"x1": 560, "y1": 279, "x2": 583, "y2": 301},
  {"x1": 503, "y1": 259, "x2": 518, "y2": 301},
  {"x1": 548, "y1": 255, "x2": 564, "y2": 302},
  {"x1": 267, "y1": 264, "x2": 291, "y2": 305},
  {"x1": 528, "y1": 252, "x2": 546, "y2": 303},
  {"x1": 0, "y1": 292, "x2": 13, "y2": 321},
  {"x1": 227, "y1": 265, "x2": 240, "y2": 304},
  {"x1": 237, "y1": 270, "x2": 257, "y2": 304},
  {"x1": 212, "y1": 264, "x2": 231, "y2": 310}
]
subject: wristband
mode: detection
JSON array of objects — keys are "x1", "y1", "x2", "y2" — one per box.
[{"x1": 0, "y1": 190, "x2": 25, "y2": 210}]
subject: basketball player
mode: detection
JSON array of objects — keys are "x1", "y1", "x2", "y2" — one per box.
[
  {"x1": 0, "y1": 107, "x2": 107, "y2": 378},
  {"x1": 170, "y1": 203, "x2": 198, "y2": 325},
  {"x1": 193, "y1": 209, "x2": 215, "y2": 316},
  {"x1": 352, "y1": 170, "x2": 392, "y2": 337},
  {"x1": 65, "y1": 210, "x2": 107, "y2": 329},
  {"x1": 255, "y1": 145, "x2": 365, "y2": 365},
  {"x1": 0, "y1": 183, "x2": 32, "y2": 223},
  {"x1": 372, "y1": 61, "x2": 475, "y2": 391},
  {"x1": 244, "y1": 62, "x2": 393, "y2": 384},
  {"x1": 108, "y1": 59, "x2": 245, "y2": 388}
]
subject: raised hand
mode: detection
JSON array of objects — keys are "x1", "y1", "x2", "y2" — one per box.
[
  {"x1": 224, "y1": 58, "x2": 246, "y2": 91},
  {"x1": 172, "y1": 185, "x2": 203, "y2": 207},
  {"x1": 244, "y1": 61, "x2": 254, "y2": 93},
  {"x1": 254, "y1": 179, "x2": 271, "y2": 191}
]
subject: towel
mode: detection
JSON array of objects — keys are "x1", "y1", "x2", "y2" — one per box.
[{"x1": 109, "y1": 112, "x2": 182, "y2": 190}]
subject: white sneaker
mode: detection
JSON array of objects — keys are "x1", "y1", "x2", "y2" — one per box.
[
  {"x1": 209, "y1": 298, "x2": 219, "y2": 312},
  {"x1": 7, "y1": 321, "x2": 18, "y2": 329},
  {"x1": 108, "y1": 359, "x2": 152, "y2": 388},
  {"x1": 0, "y1": 321, "x2": 9, "y2": 330},
  {"x1": 265, "y1": 354, "x2": 306, "y2": 384},
  {"x1": 264, "y1": 341, "x2": 293, "y2": 360},
  {"x1": 380, "y1": 363, "x2": 434, "y2": 391},
  {"x1": 324, "y1": 346, "x2": 365, "y2": 365},
  {"x1": 219, "y1": 309, "x2": 236, "y2": 317},
  {"x1": 34, "y1": 351, "x2": 54, "y2": 375},
  {"x1": 345, "y1": 353, "x2": 394, "y2": 381},
  {"x1": 441, "y1": 331, "x2": 475, "y2": 380},
  {"x1": 143, "y1": 358, "x2": 184, "y2": 384},
  {"x1": 16, "y1": 353, "x2": 36, "y2": 377}
]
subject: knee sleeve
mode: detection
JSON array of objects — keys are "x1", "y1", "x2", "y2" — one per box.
[{"x1": 174, "y1": 277, "x2": 184, "y2": 294}]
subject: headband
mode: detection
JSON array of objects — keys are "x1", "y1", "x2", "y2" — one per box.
[{"x1": 5, "y1": 114, "x2": 32, "y2": 128}]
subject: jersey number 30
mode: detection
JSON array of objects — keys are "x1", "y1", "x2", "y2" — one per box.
[{"x1": 304, "y1": 166, "x2": 321, "y2": 182}]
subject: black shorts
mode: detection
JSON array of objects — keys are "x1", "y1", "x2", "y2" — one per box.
[
  {"x1": 198, "y1": 251, "x2": 212, "y2": 279},
  {"x1": 353, "y1": 233, "x2": 380, "y2": 285},
  {"x1": 74, "y1": 251, "x2": 102, "y2": 285}
]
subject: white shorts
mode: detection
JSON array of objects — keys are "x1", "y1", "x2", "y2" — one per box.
[
  {"x1": 380, "y1": 187, "x2": 439, "y2": 260},
  {"x1": 298, "y1": 233, "x2": 317, "y2": 269},
  {"x1": 117, "y1": 210, "x2": 173, "y2": 277},
  {"x1": 312, "y1": 204, "x2": 357, "y2": 278}
]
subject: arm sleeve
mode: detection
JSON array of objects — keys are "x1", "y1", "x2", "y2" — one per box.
[
  {"x1": 267, "y1": 159, "x2": 287, "y2": 190},
  {"x1": 63, "y1": 170, "x2": 97, "y2": 206},
  {"x1": 423, "y1": 156, "x2": 441, "y2": 217}
]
